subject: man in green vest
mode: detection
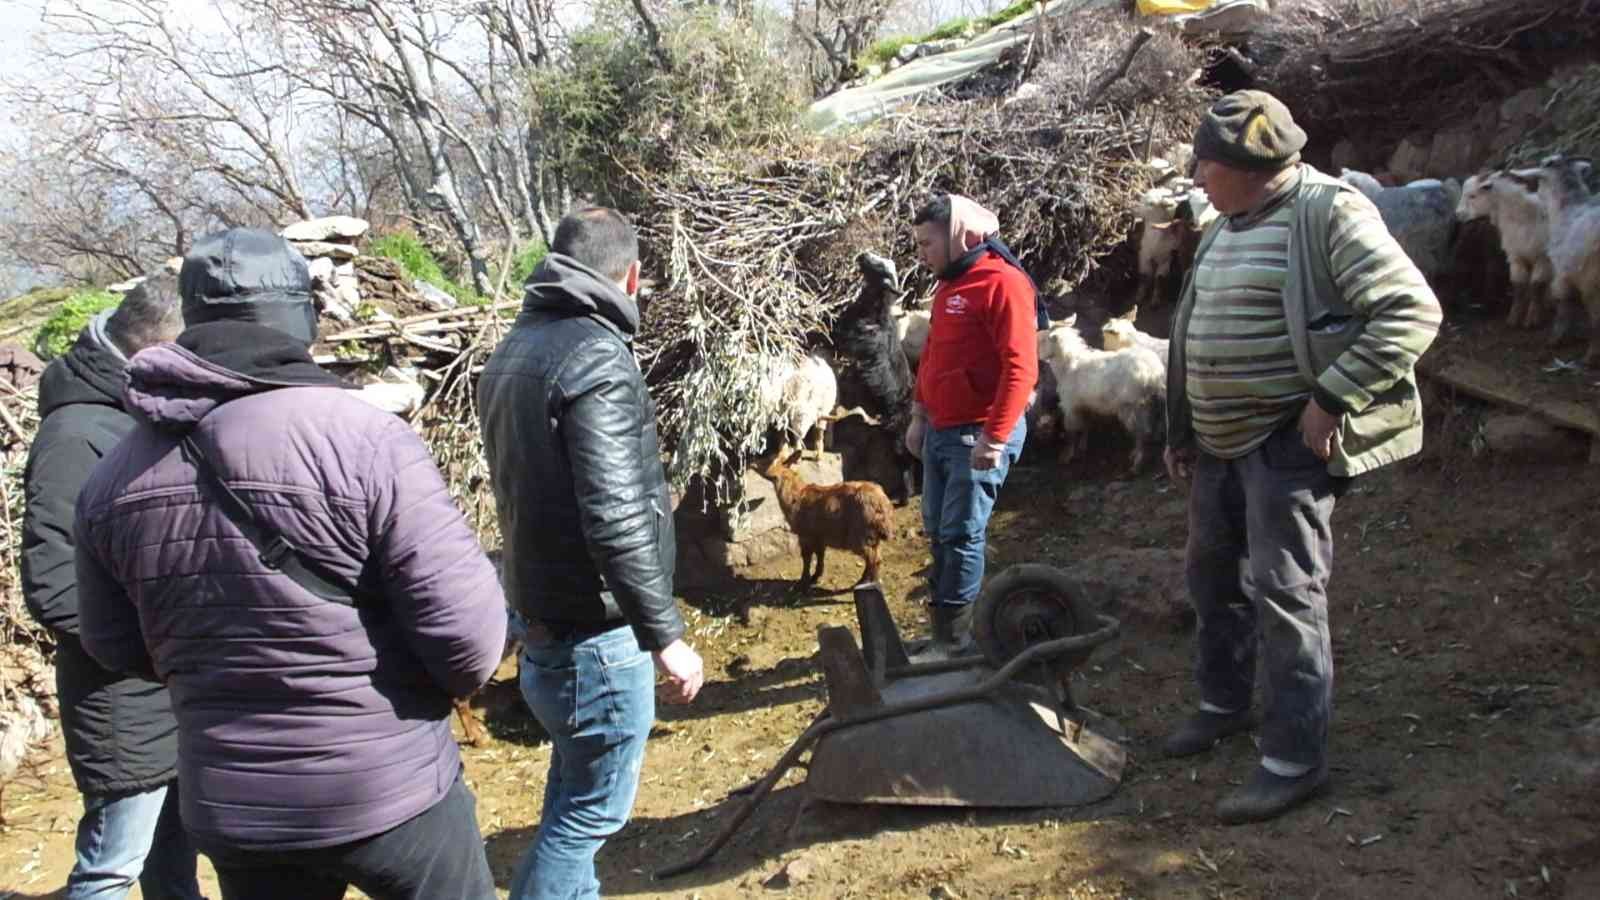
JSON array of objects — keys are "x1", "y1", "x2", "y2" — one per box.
[{"x1": 1162, "y1": 90, "x2": 1442, "y2": 824}]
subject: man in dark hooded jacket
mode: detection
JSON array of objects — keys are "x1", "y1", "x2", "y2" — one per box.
[
  {"x1": 22, "y1": 272, "x2": 200, "y2": 900},
  {"x1": 74, "y1": 228, "x2": 507, "y2": 900},
  {"x1": 479, "y1": 206, "x2": 703, "y2": 900}
]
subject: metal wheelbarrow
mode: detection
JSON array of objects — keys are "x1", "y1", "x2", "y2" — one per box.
[{"x1": 657, "y1": 563, "x2": 1125, "y2": 878}]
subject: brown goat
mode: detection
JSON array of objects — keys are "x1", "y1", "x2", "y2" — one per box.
[{"x1": 760, "y1": 448, "x2": 896, "y2": 587}]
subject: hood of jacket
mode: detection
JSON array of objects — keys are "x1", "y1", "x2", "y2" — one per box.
[
  {"x1": 123, "y1": 321, "x2": 344, "y2": 432},
  {"x1": 522, "y1": 253, "x2": 640, "y2": 338},
  {"x1": 37, "y1": 312, "x2": 129, "y2": 420}
]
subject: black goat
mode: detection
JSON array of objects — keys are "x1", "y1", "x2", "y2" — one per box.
[{"x1": 830, "y1": 251, "x2": 918, "y2": 502}]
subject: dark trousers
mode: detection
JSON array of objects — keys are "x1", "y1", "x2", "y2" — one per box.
[
  {"x1": 197, "y1": 772, "x2": 495, "y2": 900},
  {"x1": 1186, "y1": 425, "x2": 1345, "y2": 768}
]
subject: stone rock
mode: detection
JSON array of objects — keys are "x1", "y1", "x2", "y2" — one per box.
[
  {"x1": 290, "y1": 240, "x2": 360, "y2": 261},
  {"x1": 414, "y1": 279, "x2": 458, "y2": 311},
  {"x1": 762, "y1": 855, "x2": 815, "y2": 889},
  {"x1": 282, "y1": 215, "x2": 370, "y2": 242},
  {"x1": 1387, "y1": 135, "x2": 1432, "y2": 184},
  {"x1": 1426, "y1": 127, "x2": 1480, "y2": 180},
  {"x1": 1481, "y1": 413, "x2": 1586, "y2": 462},
  {"x1": 1330, "y1": 138, "x2": 1362, "y2": 175},
  {"x1": 307, "y1": 256, "x2": 336, "y2": 286},
  {"x1": 351, "y1": 381, "x2": 426, "y2": 416},
  {"x1": 163, "y1": 256, "x2": 183, "y2": 273},
  {"x1": 1499, "y1": 87, "x2": 1546, "y2": 128},
  {"x1": 106, "y1": 276, "x2": 146, "y2": 293},
  {"x1": 335, "y1": 261, "x2": 356, "y2": 279}
]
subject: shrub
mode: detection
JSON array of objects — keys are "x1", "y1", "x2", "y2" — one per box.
[
  {"x1": 367, "y1": 232, "x2": 478, "y2": 304},
  {"x1": 32, "y1": 290, "x2": 120, "y2": 360}
]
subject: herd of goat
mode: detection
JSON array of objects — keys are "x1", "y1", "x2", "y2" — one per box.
[{"x1": 738, "y1": 151, "x2": 1600, "y2": 596}]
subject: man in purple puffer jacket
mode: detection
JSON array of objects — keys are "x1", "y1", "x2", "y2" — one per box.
[{"x1": 74, "y1": 228, "x2": 508, "y2": 900}]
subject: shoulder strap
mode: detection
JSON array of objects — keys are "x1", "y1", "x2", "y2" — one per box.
[{"x1": 182, "y1": 435, "x2": 373, "y2": 608}]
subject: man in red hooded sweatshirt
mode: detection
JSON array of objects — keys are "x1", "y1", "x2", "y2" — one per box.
[{"x1": 904, "y1": 193, "x2": 1039, "y2": 651}]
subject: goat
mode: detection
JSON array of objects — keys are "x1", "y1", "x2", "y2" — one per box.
[
  {"x1": 1456, "y1": 169, "x2": 1564, "y2": 335},
  {"x1": 758, "y1": 447, "x2": 896, "y2": 588},
  {"x1": 1038, "y1": 315, "x2": 1167, "y2": 474},
  {"x1": 1340, "y1": 168, "x2": 1462, "y2": 292},
  {"x1": 891, "y1": 303, "x2": 932, "y2": 368},
  {"x1": 1100, "y1": 306, "x2": 1169, "y2": 361},
  {"x1": 1529, "y1": 156, "x2": 1600, "y2": 365},
  {"x1": 762, "y1": 351, "x2": 839, "y2": 458},
  {"x1": 1135, "y1": 182, "x2": 1217, "y2": 309},
  {"x1": 452, "y1": 602, "x2": 523, "y2": 747},
  {"x1": 831, "y1": 251, "x2": 918, "y2": 502}
]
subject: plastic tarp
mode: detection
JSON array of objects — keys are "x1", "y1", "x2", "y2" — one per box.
[
  {"x1": 1136, "y1": 0, "x2": 1219, "y2": 15},
  {"x1": 803, "y1": 0, "x2": 1124, "y2": 135}
]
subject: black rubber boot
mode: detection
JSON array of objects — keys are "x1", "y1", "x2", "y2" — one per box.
[
  {"x1": 1217, "y1": 763, "x2": 1330, "y2": 825},
  {"x1": 1162, "y1": 709, "x2": 1257, "y2": 758},
  {"x1": 931, "y1": 603, "x2": 975, "y2": 654}
]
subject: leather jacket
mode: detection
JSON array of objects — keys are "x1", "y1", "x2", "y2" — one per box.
[{"x1": 478, "y1": 254, "x2": 685, "y2": 651}]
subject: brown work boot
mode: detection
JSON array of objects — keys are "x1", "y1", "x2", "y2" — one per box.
[
  {"x1": 1162, "y1": 709, "x2": 1255, "y2": 758},
  {"x1": 1217, "y1": 763, "x2": 1329, "y2": 825}
]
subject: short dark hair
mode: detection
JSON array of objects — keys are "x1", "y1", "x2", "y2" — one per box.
[
  {"x1": 106, "y1": 270, "x2": 184, "y2": 354},
  {"x1": 912, "y1": 193, "x2": 952, "y2": 228},
  {"x1": 552, "y1": 207, "x2": 639, "y2": 281}
]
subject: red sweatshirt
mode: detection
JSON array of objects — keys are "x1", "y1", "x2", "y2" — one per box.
[{"x1": 914, "y1": 251, "x2": 1038, "y2": 443}]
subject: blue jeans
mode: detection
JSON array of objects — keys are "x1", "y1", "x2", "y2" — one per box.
[
  {"x1": 512, "y1": 625, "x2": 655, "y2": 900},
  {"x1": 69, "y1": 783, "x2": 202, "y2": 900},
  {"x1": 921, "y1": 418, "x2": 1026, "y2": 607}
]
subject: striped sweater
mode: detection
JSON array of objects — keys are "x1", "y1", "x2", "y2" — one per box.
[
  {"x1": 1185, "y1": 194, "x2": 1303, "y2": 457},
  {"x1": 1184, "y1": 176, "x2": 1443, "y2": 460}
]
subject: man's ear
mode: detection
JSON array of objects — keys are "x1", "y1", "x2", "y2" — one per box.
[{"x1": 625, "y1": 259, "x2": 642, "y2": 297}]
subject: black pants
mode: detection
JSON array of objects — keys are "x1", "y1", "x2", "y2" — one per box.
[{"x1": 196, "y1": 773, "x2": 496, "y2": 900}]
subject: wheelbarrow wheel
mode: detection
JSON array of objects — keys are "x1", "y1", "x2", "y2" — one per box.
[{"x1": 972, "y1": 564, "x2": 1098, "y2": 676}]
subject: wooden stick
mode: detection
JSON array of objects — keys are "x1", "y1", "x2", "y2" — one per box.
[{"x1": 1087, "y1": 27, "x2": 1153, "y2": 105}]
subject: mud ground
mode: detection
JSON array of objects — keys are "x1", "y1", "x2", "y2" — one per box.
[{"x1": 4, "y1": 309, "x2": 1600, "y2": 899}]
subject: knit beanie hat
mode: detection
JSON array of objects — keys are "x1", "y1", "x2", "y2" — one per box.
[
  {"x1": 179, "y1": 228, "x2": 319, "y2": 344},
  {"x1": 1193, "y1": 90, "x2": 1307, "y2": 172}
]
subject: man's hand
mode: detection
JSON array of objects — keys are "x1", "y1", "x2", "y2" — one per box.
[
  {"x1": 970, "y1": 437, "x2": 1006, "y2": 471},
  {"x1": 1164, "y1": 446, "x2": 1195, "y2": 486},
  {"x1": 905, "y1": 416, "x2": 927, "y2": 461},
  {"x1": 1299, "y1": 398, "x2": 1340, "y2": 462},
  {"x1": 652, "y1": 639, "x2": 704, "y2": 705}
]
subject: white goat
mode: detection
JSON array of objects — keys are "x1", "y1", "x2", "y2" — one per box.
[
  {"x1": 765, "y1": 352, "x2": 839, "y2": 457},
  {"x1": 1100, "y1": 306, "x2": 1169, "y2": 362},
  {"x1": 1456, "y1": 169, "x2": 1562, "y2": 334},
  {"x1": 1135, "y1": 181, "x2": 1216, "y2": 309},
  {"x1": 1532, "y1": 156, "x2": 1600, "y2": 366},
  {"x1": 1038, "y1": 315, "x2": 1167, "y2": 474},
  {"x1": 1339, "y1": 168, "x2": 1461, "y2": 289},
  {"x1": 890, "y1": 303, "x2": 932, "y2": 368}
]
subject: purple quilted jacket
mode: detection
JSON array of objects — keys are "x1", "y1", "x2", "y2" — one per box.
[{"x1": 75, "y1": 331, "x2": 506, "y2": 851}]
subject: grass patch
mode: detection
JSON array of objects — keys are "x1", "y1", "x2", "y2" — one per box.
[
  {"x1": 505, "y1": 240, "x2": 549, "y2": 290},
  {"x1": 367, "y1": 231, "x2": 479, "y2": 304},
  {"x1": 32, "y1": 289, "x2": 120, "y2": 360}
]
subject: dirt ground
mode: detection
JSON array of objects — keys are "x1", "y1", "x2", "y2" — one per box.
[{"x1": 4, "y1": 311, "x2": 1600, "y2": 899}]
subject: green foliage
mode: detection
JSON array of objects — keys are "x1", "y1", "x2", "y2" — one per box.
[
  {"x1": 367, "y1": 232, "x2": 479, "y2": 304},
  {"x1": 862, "y1": 35, "x2": 916, "y2": 67},
  {"x1": 506, "y1": 239, "x2": 549, "y2": 289},
  {"x1": 529, "y1": 8, "x2": 806, "y2": 206},
  {"x1": 32, "y1": 289, "x2": 120, "y2": 360}
]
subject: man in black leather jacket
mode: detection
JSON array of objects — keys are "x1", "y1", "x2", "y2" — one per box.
[{"x1": 479, "y1": 206, "x2": 703, "y2": 900}]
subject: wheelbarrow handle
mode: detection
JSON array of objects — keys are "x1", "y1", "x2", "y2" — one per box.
[{"x1": 655, "y1": 711, "x2": 832, "y2": 880}]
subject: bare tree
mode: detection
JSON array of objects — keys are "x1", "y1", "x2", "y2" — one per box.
[{"x1": 792, "y1": 0, "x2": 896, "y2": 96}]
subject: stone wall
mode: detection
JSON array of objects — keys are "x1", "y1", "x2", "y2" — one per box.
[{"x1": 1326, "y1": 65, "x2": 1584, "y2": 182}]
